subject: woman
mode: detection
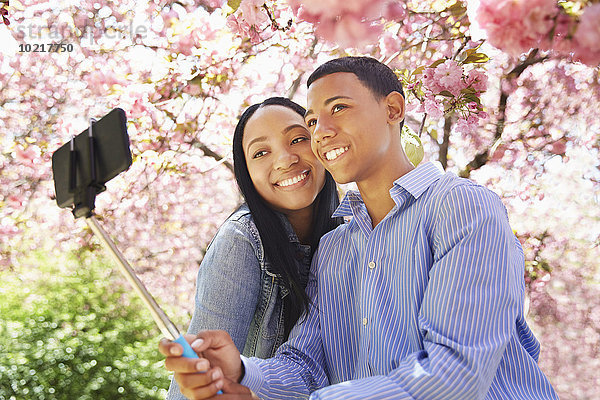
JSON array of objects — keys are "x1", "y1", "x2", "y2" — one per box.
[{"x1": 165, "y1": 97, "x2": 342, "y2": 399}]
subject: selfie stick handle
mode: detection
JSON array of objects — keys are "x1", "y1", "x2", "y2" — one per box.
[{"x1": 85, "y1": 215, "x2": 198, "y2": 359}]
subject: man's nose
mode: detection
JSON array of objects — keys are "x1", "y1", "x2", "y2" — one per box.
[{"x1": 311, "y1": 116, "x2": 336, "y2": 144}]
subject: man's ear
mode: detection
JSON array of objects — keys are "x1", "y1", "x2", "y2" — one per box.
[{"x1": 385, "y1": 91, "x2": 405, "y2": 124}]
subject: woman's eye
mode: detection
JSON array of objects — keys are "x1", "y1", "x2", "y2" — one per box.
[
  {"x1": 253, "y1": 150, "x2": 267, "y2": 159},
  {"x1": 306, "y1": 118, "x2": 316, "y2": 127},
  {"x1": 291, "y1": 136, "x2": 308, "y2": 145}
]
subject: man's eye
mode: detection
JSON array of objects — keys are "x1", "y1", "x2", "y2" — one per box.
[
  {"x1": 291, "y1": 137, "x2": 308, "y2": 145},
  {"x1": 306, "y1": 118, "x2": 316, "y2": 127},
  {"x1": 332, "y1": 104, "x2": 346, "y2": 113},
  {"x1": 253, "y1": 150, "x2": 267, "y2": 159}
]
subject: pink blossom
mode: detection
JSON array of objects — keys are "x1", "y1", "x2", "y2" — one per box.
[
  {"x1": 379, "y1": 32, "x2": 401, "y2": 56},
  {"x1": 291, "y1": 0, "x2": 374, "y2": 20},
  {"x1": 424, "y1": 97, "x2": 444, "y2": 119},
  {"x1": 205, "y1": 0, "x2": 226, "y2": 8},
  {"x1": 476, "y1": 0, "x2": 557, "y2": 56},
  {"x1": 384, "y1": 2, "x2": 407, "y2": 21},
  {"x1": 290, "y1": 0, "x2": 391, "y2": 47},
  {"x1": 466, "y1": 69, "x2": 488, "y2": 93},
  {"x1": 226, "y1": 14, "x2": 248, "y2": 36},
  {"x1": 15, "y1": 146, "x2": 37, "y2": 165},
  {"x1": 573, "y1": 4, "x2": 600, "y2": 53},
  {"x1": 247, "y1": 25, "x2": 263, "y2": 44},
  {"x1": 422, "y1": 68, "x2": 443, "y2": 93},
  {"x1": 6, "y1": 195, "x2": 22, "y2": 208},
  {"x1": 540, "y1": 13, "x2": 574, "y2": 53},
  {"x1": 173, "y1": 34, "x2": 196, "y2": 56},
  {"x1": 454, "y1": 115, "x2": 479, "y2": 135},
  {"x1": 550, "y1": 141, "x2": 567, "y2": 155},
  {"x1": 316, "y1": 13, "x2": 383, "y2": 48},
  {"x1": 239, "y1": 0, "x2": 268, "y2": 27},
  {"x1": 434, "y1": 60, "x2": 463, "y2": 94}
]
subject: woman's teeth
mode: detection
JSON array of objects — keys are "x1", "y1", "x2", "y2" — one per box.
[
  {"x1": 278, "y1": 172, "x2": 307, "y2": 187},
  {"x1": 325, "y1": 146, "x2": 349, "y2": 161}
]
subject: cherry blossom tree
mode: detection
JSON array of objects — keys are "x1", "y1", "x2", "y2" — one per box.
[{"x1": 1, "y1": 1, "x2": 598, "y2": 398}]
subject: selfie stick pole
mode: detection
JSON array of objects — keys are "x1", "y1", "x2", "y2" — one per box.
[
  {"x1": 85, "y1": 218, "x2": 176, "y2": 338},
  {"x1": 72, "y1": 118, "x2": 198, "y2": 359}
]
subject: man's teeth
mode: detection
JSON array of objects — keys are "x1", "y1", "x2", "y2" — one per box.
[
  {"x1": 325, "y1": 146, "x2": 349, "y2": 161},
  {"x1": 278, "y1": 172, "x2": 307, "y2": 187}
]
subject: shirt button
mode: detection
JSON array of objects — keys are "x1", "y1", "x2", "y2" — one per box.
[
  {"x1": 362, "y1": 317, "x2": 368, "y2": 326},
  {"x1": 368, "y1": 261, "x2": 376, "y2": 269}
]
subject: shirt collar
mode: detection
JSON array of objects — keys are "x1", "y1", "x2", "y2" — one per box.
[
  {"x1": 391, "y1": 161, "x2": 444, "y2": 199},
  {"x1": 332, "y1": 161, "x2": 444, "y2": 218}
]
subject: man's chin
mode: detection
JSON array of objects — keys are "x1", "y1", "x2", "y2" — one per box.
[{"x1": 328, "y1": 171, "x2": 353, "y2": 185}]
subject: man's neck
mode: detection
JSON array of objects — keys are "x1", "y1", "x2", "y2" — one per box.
[{"x1": 357, "y1": 159, "x2": 415, "y2": 228}]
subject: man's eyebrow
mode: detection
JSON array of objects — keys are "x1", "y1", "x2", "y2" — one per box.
[{"x1": 305, "y1": 95, "x2": 352, "y2": 118}]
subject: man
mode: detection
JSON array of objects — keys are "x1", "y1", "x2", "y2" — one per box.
[{"x1": 160, "y1": 56, "x2": 558, "y2": 399}]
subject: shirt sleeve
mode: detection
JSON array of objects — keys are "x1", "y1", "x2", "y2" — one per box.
[
  {"x1": 308, "y1": 184, "x2": 524, "y2": 400},
  {"x1": 240, "y1": 251, "x2": 329, "y2": 399},
  {"x1": 167, "y1": 218, "x2": 262, "y2": 400}
]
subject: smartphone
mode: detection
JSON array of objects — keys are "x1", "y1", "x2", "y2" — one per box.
[{"x1": 52, "y1": 108, "x2": 132, "y2": 210}]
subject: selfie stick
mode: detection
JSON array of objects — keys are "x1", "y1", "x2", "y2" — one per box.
[
  {"x1": 69, "y1": 118, "x2": 202, "y2": 360},
  {"x1": 84, "y1": 217, "x2": 197, "y2": 356}
]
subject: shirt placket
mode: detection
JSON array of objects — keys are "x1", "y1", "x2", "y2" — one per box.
[{"x1": 358, "y1": 225, "x2": 385, "y2": 377}]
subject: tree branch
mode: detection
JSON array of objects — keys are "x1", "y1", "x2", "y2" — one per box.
[
  {"x1": 192, "y1": 141, "x2": 234, "y2": 173},
  {"x1": 439, "y1": 115, "x2": 452, "y2": 170},
  {"x1": 459, "y1": 49, "x2": 549, "y2": 177}
]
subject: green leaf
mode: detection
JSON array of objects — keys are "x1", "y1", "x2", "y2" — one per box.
[
  {"x1": 463, "y1": 53, "x2": 490, "y2": 64},
  {"x1": 412, "y1": 66, "x2": 425, "y2": 76},
  {"x1": 227, "y1": 0, "x2": 242, "y2": 12},
  {"x1": 438, "y1": 90, "x2": 454, "y2": 97},
  {"x1": 446, "y1": 1, "x2": 467, "y2": 17},
  {"x1": 429, "y1": 59, "x2": 446, "y2": 68},
  {"x1": 401, "y1": 125, "x2": 424, "y2": 167},
  {"x1": 463, "y1": 93, "x2": 481, "y2": 104},
  {"x1": 429, "y1": 128, "x2": 438, "y2": 141}
]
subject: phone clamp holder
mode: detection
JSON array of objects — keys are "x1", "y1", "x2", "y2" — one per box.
[{"x1": 69, "y1": 118, "x2": 106, "y2": 219}]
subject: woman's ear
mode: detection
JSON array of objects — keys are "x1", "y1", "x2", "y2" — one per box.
[{"x1": 385, "y1": 91, "x2": 405, "y2": 124}]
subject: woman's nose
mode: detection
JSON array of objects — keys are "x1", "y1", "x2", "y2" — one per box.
[{"x1": 274, "y1": 149, "x2": 299, "y2": 170}]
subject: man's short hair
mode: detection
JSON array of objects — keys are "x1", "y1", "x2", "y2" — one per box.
[{"x1": 307, "y1": 56, "x2": 405, "y2": 100}]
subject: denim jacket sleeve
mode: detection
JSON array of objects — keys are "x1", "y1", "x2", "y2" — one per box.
[
  {"x1": 186, "y1": 215, "x2": 262, "y2": 348},
  {"x1": 166, "y1": 209, "x2": 263, "y2": 400}
]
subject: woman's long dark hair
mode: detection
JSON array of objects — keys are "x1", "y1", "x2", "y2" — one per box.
[{"x1": 233, "y1": 97, "x2": 342, "y2": 335}]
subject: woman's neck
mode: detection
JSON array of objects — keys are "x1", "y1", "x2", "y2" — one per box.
[{"x1": 285, "y1": 205, "x2": 315, "y2": 245}]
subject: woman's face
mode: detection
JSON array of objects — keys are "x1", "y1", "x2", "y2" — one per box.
[{"x1": 242, "y1": 105, "x2": 326, "y2": 215}]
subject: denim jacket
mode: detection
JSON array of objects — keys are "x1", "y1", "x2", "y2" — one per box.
[{"x1": 166, "y1": 204, "x2": 311, "y2": 399}]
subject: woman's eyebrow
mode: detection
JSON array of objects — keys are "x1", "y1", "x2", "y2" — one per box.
[
  {"x1": 282, "y1": 124, "x2": 309, "y2": 135},
  {"x1": 245, "y1": 135, "x2": 267, "y2": 151}
]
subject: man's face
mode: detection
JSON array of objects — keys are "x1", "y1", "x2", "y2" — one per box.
[{"x1": 305, "y1": 72, "x2": 398, "y2": 185}]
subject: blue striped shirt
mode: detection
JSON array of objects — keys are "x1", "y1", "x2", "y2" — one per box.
[{"x1": 241, "y1": 162, "x2": 557, "y2": 399}]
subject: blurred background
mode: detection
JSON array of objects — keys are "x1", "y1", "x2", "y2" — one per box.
[{"x1": 1, "y1": 0, "x2": 599, "y2": 398}]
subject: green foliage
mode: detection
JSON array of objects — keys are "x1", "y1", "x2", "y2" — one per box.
[
  {"x1": 0, "y1": 250, "x2": 170, "y2": 399},
  {"x1": 401, "y1": 125, "x2": 424, "y2": 167}
]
